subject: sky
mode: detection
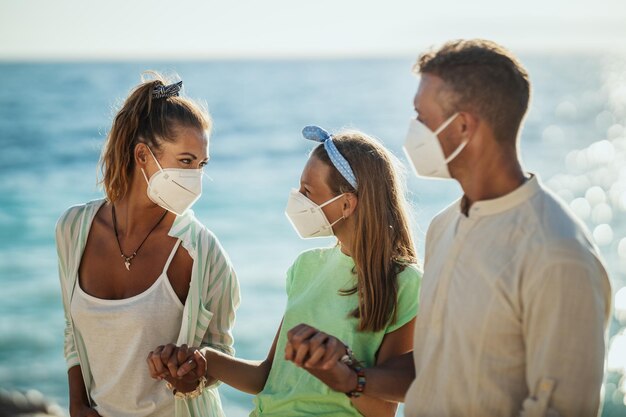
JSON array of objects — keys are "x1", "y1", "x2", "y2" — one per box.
[{"x1": 1, "y1": 0, "x2": 626, "y2": 60}]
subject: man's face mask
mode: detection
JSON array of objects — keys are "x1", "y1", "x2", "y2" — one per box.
[{"x1": 403, "y1": 112, "x2": 469, "y2": 179}]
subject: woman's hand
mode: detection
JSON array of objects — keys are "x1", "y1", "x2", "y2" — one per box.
[
  {"x1": 147, "y1": 344, "x2": 207, "y2": 393},
  {"x1": 284, "y1": 323, "x2": 357, "y2": 393}
]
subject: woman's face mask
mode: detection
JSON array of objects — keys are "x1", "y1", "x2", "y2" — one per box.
[
  {"x1": 284, "y1": 189, "x2": 345, "y2": 239},
  {"x1": 141, "y1": 146, "x2": 203, "y2": 216}
]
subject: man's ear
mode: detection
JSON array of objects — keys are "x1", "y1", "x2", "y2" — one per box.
[
  {"x1": 458, "y1": 111, "x2": 479, "y2": 139},
  {"x1": 342, "y1": 193, "x2": 358, "y2": 219}
]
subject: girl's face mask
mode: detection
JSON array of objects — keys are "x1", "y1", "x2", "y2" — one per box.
[{"x1": 284, "y1": 189, "x2": 344, "y2": 239}]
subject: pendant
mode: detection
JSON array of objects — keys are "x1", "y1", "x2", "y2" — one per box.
[{"x1": 121, "y1": 253, "x2": 135, "y2": 271}]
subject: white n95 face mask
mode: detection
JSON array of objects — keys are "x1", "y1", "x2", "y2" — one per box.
[
  {"x1": 285, "y1": 189, "x2": 344, "y2": 239},
  {"x1": 141, "y1": 147, "x2": 203, "y2": 216},
  {"x1": 403, "y1": 112, "x2": 467, "y2": 179}
]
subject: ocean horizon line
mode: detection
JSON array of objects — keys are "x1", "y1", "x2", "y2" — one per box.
[{"x1": 1, "y1": 46, "x2": 625, "y2": 64}]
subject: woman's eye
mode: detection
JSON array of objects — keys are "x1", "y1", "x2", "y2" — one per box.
[
  {"x1": 199, "y1": 161, "x2": 208, "y2": 168},
  {"x1": 180, "y1": 159, "x2": 192, "y2": 165}
]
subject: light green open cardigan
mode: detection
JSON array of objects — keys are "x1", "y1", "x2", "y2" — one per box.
[{"x1": 56, "y1": 199, "x2": 240, "y2": 417}]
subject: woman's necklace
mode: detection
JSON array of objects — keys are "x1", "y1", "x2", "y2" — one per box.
[{"x1": 111, "y1": 204, "x2": 168, "y2": 271}]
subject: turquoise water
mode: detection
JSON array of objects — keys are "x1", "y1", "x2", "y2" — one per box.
[{"x1": 1, "y1": 56, "x2": 625, "y2": 416}]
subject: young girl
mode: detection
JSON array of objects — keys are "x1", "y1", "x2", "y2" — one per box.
[
  {"x1": 149, "y1": 126, "x2": 421, "y2": 417},
  {"x1": 56, "y1": 73, "x2": 239, "y2": 417}
]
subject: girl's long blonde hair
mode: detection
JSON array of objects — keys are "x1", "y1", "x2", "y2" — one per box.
[
  {"x1": 312, "y1": 131, "x2": 418, "y2": 332},
  {"x1": 99, "y1": 72, "x2": 211, "y2": 202}
]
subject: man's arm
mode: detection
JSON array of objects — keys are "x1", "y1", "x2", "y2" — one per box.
[{"x1": 521, "y1": 251, "x2": 611, "y2": 416}]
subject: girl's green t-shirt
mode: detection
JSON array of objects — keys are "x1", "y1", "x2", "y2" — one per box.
[{"x1": 251, "y1": 245, "x2": 422, "y2": 416}]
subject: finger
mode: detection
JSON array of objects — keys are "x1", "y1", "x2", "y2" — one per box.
[
  {"x1": 193, "y1": 350, "x2": 207, "y2": 379},
  {"x1": 304, "y1": 343, "x2": 327, "y2": 368},
  {"x1": 147, "y1": 351, "x2": 160, "y2": 379},
  {"x1": 287, "y1": 324, "x2": 316, "y2": 348},
  {"x1": 290, "y1": 326, "x2": 318, "y2": 351},
  {"x1": 160, "y1": 344, "x2": 176, "y2": 364},
  {"x1": 285, "y1": 341, "x2": 294, "y2": 361},
  {"x1": 286, "y1": 324, "x2": 307, "y2": 341},
  {"x1": 321, "y1": 337, "x2": 344, "y2": 370},
  {"x1": 177, "y1": 354, "x2": 198, "y2": 377},
  {"x1": 150, "y1": 346, "x2": 167, "y2": 377},
  {"x1": 178, "y1": 355, "x2": 198, "y2": 380},
  {"x1": 303, "y1": 332, "x2": 329, "y2": 368},
  {"x1": 293, "y1": 339, "x2": 311, "y2": 367},
  {"x1": 167, "y1": 350, "x2": 180, "y2": 378},
  {"x1": 308, "y1": 332, "x2": 329, "y2": 353},
  {"x1": 177, "y1": 344, "x2": 189, "y2": 365}
]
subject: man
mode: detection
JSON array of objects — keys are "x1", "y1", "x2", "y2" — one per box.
[{"x1": 284, "y1": 39, "x2": 612, "y2": 417}]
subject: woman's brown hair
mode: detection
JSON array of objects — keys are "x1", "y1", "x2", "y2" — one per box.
[
  {"x1": 312, "y1": 131, "x2": 418, "y2": 332},
  {"x1": 99, "y1": 72, "x2": 212, "y2": 202}
]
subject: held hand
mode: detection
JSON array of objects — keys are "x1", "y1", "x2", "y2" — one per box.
[
  {"x1": 147, "y1": 344, "x2": 207, "y2": 393},
  {"x1": 285, "y1": 324, "x2": 356, "y2": 393},
  {"x1": 285, "y1": 323, "x2": 347, "y2": 369},
  {"x1": 175, "y1": 349, "x2": 208, "y2": 379},
  {"x1": 304, "y1": 359, "x2": 358, "y2": 394}
]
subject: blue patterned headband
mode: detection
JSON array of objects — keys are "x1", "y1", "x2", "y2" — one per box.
[
  {"x1": 152, "y1": 81, "x2": 183, "y2": 99},
  {"x1": 302, "y1": 125, "x2": 358, "y2": 190}
]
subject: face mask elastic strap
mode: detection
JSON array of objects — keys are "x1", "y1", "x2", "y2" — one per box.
[
  {"x1": 140, "y1": 168, "x2": 150, "y2": 185},
  {"x1": 145, "y1": 145, "x2": 164, "y2": 172},
  {"x1": 444, "y1": 138, "x2": 469, "y2": 164},
  {"x1": 434, "y1": 112, "x2": 460, "y2": 136},
  {"x1": 328, "y1": 216, "x2": 344, "y2": 228},
  {"x1": 201, "y1": 171, "x2": 213, "y2": 182},
  {"x1": 318, "y1": 193, "x2": 345, "y2": 209}
]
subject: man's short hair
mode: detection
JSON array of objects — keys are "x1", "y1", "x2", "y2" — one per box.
[{"x1": 415, "y1": 39, "x2": 530, "y2": 144}]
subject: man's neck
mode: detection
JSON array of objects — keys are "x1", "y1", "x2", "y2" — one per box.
[{"x1": 456, "y1": 146, "x2": 527, "y2": 216}]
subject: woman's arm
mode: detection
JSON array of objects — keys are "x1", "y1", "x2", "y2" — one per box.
[
  {"x1": 57, "y1": 209, "x2": 100, "y2": 416},
  {"x1": 68, "y1": 366, "x2": 101, "y2": 417},
  {"x1": 200, "y1": 236, "x2": 241, "y2": 357}
]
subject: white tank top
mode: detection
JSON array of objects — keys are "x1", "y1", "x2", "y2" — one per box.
[{"x1": 71, "y1": 239, "x2": 184, "y2": 417}]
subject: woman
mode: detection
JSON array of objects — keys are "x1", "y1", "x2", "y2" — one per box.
[
  {"x1": 150, "y1": 126, "x2": 421, "y2": 416},
  {"x1": 56, "y1": 73, "x2": 239, "y2": 417}
]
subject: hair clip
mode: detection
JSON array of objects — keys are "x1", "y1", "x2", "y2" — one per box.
[{"x1": 152, "y1": 81, "x2": 183, "y2": 99}]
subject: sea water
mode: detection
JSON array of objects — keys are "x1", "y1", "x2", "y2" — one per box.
[{"x1": 1, "y1": 56, "x2": 625, "y2": 416}]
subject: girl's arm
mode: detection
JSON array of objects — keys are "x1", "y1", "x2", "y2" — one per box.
[
  {"x1": 165, "y1": 320, "x2": 282, "y2": 395},
  {"x1": 199, "y1": 325, "x2": 278, "y2": 395},
  {"x1": 349, "y1": 317, "x2": 415, "y2": 417}
]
